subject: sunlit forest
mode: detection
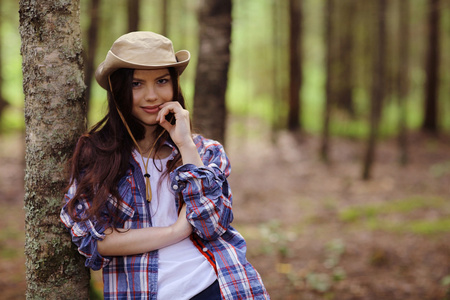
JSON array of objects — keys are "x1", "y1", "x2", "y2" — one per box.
[{"x1": 1, "y1": 0, "x2": 450, "y2": 299}]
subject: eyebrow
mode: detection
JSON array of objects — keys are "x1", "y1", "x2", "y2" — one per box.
[{"x1": 133, "y1": 72, "x2": 170, "y2": 81}]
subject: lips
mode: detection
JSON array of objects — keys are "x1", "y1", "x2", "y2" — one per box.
[{"x1": 141, "y1": 105, "x2": 161, "y2": 114}]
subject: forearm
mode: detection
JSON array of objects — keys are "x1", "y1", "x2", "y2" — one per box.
[
  {"x1": 179, "y1": 141, "x2": 203, "y2": 167},
  {"x1": 97, "y1": 226, "x2": 183, "y2": 256},
  {"x1": 97, "y1": 206, "x2": 192, "y2": 257},
  {"x1": 172, "y1": 137, "x2": 233, "y2": 239}
]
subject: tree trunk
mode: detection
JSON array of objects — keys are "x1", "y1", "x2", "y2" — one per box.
[
  {"x1": 335, "y1": 0, "x2": 355, "y2": 117},
  {"x1": 128, "y1": 0, "x2": 140, "y2": 32},
  {"x1": 321, "y1": 0, "x2": 334, "y2": 162},
  {"x1": 398, "y1": 0, "x2": 410, "y2": 165},
  {"x1": 161, "y1": 0, "x2": 169, "y2": 37},
  {"x1": 19, "y1": 0, "x2": 89, "y2": 298},
  {"x1": 422, "y1": 0, "x2": 440, "y2": 133},
  {"x1": 271, "y1": 0, "x2": 282, "y2": 139},
  {"x1": 287, "y1": 0, "x2": 302, "y2": 132},
  {"x1": 0, "y1": 0, "x2": 8, "y2": 124},
  {"x1": 193, "y1": 0, "x2": 232, "y2": 145},
  {"x1": 84, "y1": 0, "x2": 101, "y2": 120},
  {"x1": 362, "y1": 0, "x2": 386, "y2": 180}
]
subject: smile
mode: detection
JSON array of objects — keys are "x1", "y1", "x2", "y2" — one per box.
[{"x1": 141, "y1": 105, "x2": 161, "y2": 114}]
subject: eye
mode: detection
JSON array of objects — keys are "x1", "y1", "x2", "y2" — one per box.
[
  {"x1": 132, "y1": 81, "x2": 141, "y2": 88},
  {"x1": 157, "y1": 78, "x2": 170, "y2": 85}
]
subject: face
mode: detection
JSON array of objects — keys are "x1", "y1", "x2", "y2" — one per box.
[{"x1": 131, "y1": 68, "x2": 174, "y2": 127}]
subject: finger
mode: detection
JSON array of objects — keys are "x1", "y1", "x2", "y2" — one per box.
[
  {"x1": 158, "y1": 102, "x2": 182, "y2": 116},
  {"x1": 157, "y1": 103, "x2": 180, "y2": 123}
]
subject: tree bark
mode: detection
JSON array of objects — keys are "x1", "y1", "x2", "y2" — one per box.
[
  {"x1": 362, "y1": 0, "x2": 386, "y2": 180},
  {"x1": 19, "y1": 0, "x2": 89, "y2": 298},
  {"x1": 193, "y1": 0, "x2": 232, "y2": 145},
  {"x1": 287, "y1": 0, "x2": 302, "y2": 132},
  {"x1": 128, "y1": 0, "x2": 140, "y2": 32},
  {"x1": 422, "y1": 0, "x2": 440, "y2": 133}
]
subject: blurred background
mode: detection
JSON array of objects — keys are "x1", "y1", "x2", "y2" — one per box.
[{"x1": 1, "y1": 0, "x2": 450, "y2": 299}]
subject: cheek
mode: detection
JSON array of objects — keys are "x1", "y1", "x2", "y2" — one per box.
[
  {"x1": 132, "y1": 89, "x2": 143, "y2": 105},
  {"x1": 161, "y1": 88, "x2": 174, "y2": 102},
  {"x1": 131, "y1": 92, "x2": 140, "y2": 114}
]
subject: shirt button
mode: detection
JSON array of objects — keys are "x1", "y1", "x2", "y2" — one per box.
[
  {"x1": 202, "y1": 247, "x2": 208, "y2": 252},
  {"x1": 175, "y1": 176, "x2": 180, "y2": 181},
  {"x1": 77, "y1": 204, "x2": 83, "y2": 210},
  {"x1": 173, "y1": 185, "x2": 179, "y2": 190}
]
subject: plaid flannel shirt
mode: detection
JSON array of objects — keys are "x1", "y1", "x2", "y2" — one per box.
[{"x1": 60, "y1": 135, "x2": 269, "y2": 299}]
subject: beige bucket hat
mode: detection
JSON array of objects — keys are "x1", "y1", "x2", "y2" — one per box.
[{"x1": 95, "y1": 31, "x2": 190, "y2": 90}]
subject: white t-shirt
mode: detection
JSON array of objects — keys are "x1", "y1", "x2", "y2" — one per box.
[{"x1": 133, "y1": 150, "x2": 217, "y2": 300}]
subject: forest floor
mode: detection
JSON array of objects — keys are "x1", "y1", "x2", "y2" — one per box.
[{"x1": 1, "y1": 119, "x2": 450, "y2": 300}]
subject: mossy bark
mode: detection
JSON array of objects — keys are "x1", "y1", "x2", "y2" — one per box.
[{"x1": 19, "y1": 0, "x2": 89, "y2": 299}]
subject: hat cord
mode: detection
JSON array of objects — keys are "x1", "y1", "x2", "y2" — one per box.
[{"x1": 107, "y1": 75, "x2": 165, "y2": 202}]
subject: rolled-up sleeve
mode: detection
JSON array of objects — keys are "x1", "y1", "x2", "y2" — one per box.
[
  {"x1": 170, "y1": 137, "x2": 233, "y2": 241},
  {"x1": 60, "y1": 183, "x2": 111, "y2": 271}
]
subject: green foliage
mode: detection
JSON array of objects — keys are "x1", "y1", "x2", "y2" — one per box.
[
  {"x1": 430, "y1": 161, "x2": 450, "y2": 178},
  {"x1": 306, "y1": 272, "x2": 332, "y2": 293},
  {"x1": 442, "y1": 275, "x2": 450, "y2": 287},
  {"x1": 3, "y1": 0, "x2": 450, "y2": 137},
  {"x1": 259, "y1": 220, "x2": 296, "y2": 259},
  {"x1": 0, "y1": 0, "x2": 24, "y2": 132},
  {"x1": 286, "y1": 239, "x2": 347, "y2": 296},
  {"x1": 324, "y1": 239, "x2": 346, "y2": 269}
]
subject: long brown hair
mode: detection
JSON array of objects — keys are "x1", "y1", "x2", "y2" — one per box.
[{"x1": 65, "y1": 67, "x2": 185, "y2": 225}]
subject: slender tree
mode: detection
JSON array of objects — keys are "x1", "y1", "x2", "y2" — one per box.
[
  {"x1": 321, "y1": 0, "x2": 334, "y2": 162},
  {"x1": 84, "y1": 0, "x2": 101, "y2": 119},
  {"x1": 0, "y1": 0, "x2": 8, "y2": 124},
  {"x1": 19, "y1": 0, "x2": 89, "y2": 298},
  {"x1": 271, "y1": 0, "x2": 282, "y2": 139},
  {"x1": 422, "y1": 0, "x2": 440, "y2": 133},
  {"x1": 335, "y1": 0, "x2": 355, "y2": 117},
  {"x1": 193, "y1": 0, "x2": 232, "y2": 144},
  {"x1": 362, "y1": 0, "x2": 387, "y2": 180},
  {"x1": 161, "y1": 0, "x2": 169, "y2": 37},
  {"x1": 128, "y1": 0, "x2": 140, "y2": 32},
  {"x1": 287, "y1": 0, "x2": 303, "y2": 132},
  {"x1": 398, "y1": 0, "x2": 410, "y2": 165}
]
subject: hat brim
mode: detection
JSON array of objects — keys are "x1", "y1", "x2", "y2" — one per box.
[{"x1": 95, "y1": 50, "x2": 190, "y2": 90}]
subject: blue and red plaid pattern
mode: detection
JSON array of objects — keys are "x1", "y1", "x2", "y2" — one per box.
[{"x1": 61, "y1": 135, "x2": 269, "y2": 299}]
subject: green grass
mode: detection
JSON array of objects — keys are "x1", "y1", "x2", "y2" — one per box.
[
  {"x1": 379, "y1": 218, "x2": 450, "y2": 235},
  {"x1": 0, "y1": 224, "x2": 24, "y2": 259},
  {"x1": 339, "y1": 196, "x2": 450, "y2": 235}
]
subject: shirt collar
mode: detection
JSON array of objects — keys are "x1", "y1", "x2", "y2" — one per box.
[{"x1": 129, "y1": 140, "x2": 178, "y2": 168}]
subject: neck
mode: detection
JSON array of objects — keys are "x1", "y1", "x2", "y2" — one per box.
[{"x1": 137, "y1": 125, "x2": 165, "y2": 158}]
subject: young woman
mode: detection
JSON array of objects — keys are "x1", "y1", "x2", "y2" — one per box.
[{"x1": 60, "y1": 31, "x2": 269, "y2": 299}]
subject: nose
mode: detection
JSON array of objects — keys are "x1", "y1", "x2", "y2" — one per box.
[{"x1": 144, "y1": 85, "x2": 158, "y2": 102}]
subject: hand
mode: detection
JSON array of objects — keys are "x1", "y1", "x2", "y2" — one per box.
[
  {"x1": 171, "y1": 204, "x2": 192, "y2": 239},
  {"x1": 157, "y1": 102, "x2": 193, "y2": 150},
  {"x1": 157, "y1": 102, "x2": 204, "y2": 167}
]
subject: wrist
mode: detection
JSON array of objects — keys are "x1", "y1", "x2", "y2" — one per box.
[
  {"x1": 177, "y1": 139, "x2": 196, "y2": 153},
  {"x1": 170, "y1": 219, "x2": 192, "y2": 241},
  {"x1": 178, "y1": 141, "x2": 203, "y2": 167}
]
